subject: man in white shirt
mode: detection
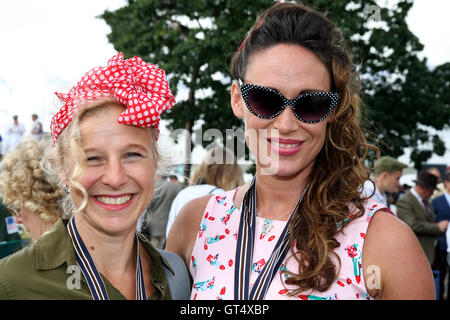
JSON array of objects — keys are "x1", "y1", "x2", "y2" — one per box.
[
  {"x1": 397, "y1": 171, "x2": 449, "y2": 265},
  {"x1": 31, "y1": 114, "x2": 43, "y2": 140},
  {"x1": 362, "y1": 156, "x2": 407, "y2": 208},
  {"x1": 1, "y1": 115, "x2": 25, "y2": 155},
  {"x1": 431, "y1": 171, "x2": 450, "y2": 299}
]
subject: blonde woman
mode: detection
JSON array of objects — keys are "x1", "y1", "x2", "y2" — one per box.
[
  {"x1": 0, "y1": 137, "x2": 64, "y2": 242},
  {"x1": 0, "y1": 53, "x2": 189, "y2": 300}
]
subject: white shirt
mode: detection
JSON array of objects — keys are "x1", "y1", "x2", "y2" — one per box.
[
  {"x1": 165, "y1": 184, "x2": 225, "y2": 238},
  {"x1": 2, "y1": 122, "x2": 25, "y2": 154},
  {"x1": 410, "y1": 187, "x2": 427, "y2": 209},
  {"x1": 444, "y1": 191, "x2": 450, "y2": 208},
  {"x1": 362, "y1": 179, "x2": 388, "y2": 207}
]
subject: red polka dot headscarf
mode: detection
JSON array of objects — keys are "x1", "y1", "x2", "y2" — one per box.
[{"x1": 50, "y1": 52, "x2": 176, "y2": 145}]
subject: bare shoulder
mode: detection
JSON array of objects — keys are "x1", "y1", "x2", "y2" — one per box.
[
  {"x1": 362, "y1": 209, "x2": 435, "y2": 299},
  {"x1": 165, "y1": 195, "x2": 212, "y2": 266},
  {"x1": 232, "y1": 181, "x2": 251, "y2": 210}
]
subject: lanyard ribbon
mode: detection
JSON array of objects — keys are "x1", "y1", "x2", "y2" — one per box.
[
  {"x1": 234, "y1": 177, "x2": 309, "y2": 300},
  {"x1": 66, "y1": 217, "x2": 146, "y2": 300}
]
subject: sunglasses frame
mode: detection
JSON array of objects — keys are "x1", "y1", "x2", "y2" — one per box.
[{"x1": 238, "y1": 79, "x2": 339, "y2": 124}]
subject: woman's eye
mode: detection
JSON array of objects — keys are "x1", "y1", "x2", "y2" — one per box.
[
  {"x1": 86, "y1": 156, "x2": 101, "y2": 162},
  {"x1": 126, "y1": 152, "x2": 142, "y2": 158}
]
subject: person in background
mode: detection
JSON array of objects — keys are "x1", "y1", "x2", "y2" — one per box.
[
  {"x1": 31, "y1": 113, "x2": 44, "y2": 140},
  {"x1": 431, "y1": 171, "x2": 450, "y2": 300},
  {"x1": 166, "y1": 2, "x2": 435, "y2": 300},
  {"x1": 362, "y1": 156, "x2": 407, "y2": 209},
  {"x1": 139, "y1": 173, "x2": 183, "y2": 249},
  {"x1": 169, "y1": 175, "x2": 179, "y2": 184},
  {"x1": 1, "y1": 115, "x2": 25, "y2": 155},
  {"x1": 397, "y1": 171, "x2": 449, "y2": 265},
  {"x1": 0, "y1": 53, "x2": 189, "y2": 300},
  {"x1": 428, "y1": 167, "x2": 445, "y2": 199},
  {"x1": 165, "y1": 146, "x2": 244, "y2": 239},
  {"x1": 0, "y1": 137, "x2": 64, "y2": 242},
  {"x1": 0, "y1": 198, "x2": 21, "y2": 243}
]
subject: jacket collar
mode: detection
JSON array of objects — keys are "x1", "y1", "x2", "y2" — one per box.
[
  {"x1": 34, "y1": 219, "x2": 174, "y2": 275},
  {"x1": 35, "y1": 219, "x2": 76, "y2": 270}
]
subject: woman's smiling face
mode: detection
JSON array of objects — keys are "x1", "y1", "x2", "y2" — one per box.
[
  {"x1": 67, "y1": 103, "x2": 156, "y2": 236},
  {"x1": 231, "y1": 43, "x2": 332, "y2": 178}
]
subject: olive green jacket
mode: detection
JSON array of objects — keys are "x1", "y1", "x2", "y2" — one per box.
[{"x1": 0, "y1": 219, "x2": 173, "y2": 300}]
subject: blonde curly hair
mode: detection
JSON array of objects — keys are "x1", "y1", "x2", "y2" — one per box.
[{"x1": 0, "y1": 137, "x2": 64, "y2": 223}]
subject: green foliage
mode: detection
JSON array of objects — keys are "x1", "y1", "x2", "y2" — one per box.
[{"x1": 101, "y1": 0, "x2": 449, "y2": 169}]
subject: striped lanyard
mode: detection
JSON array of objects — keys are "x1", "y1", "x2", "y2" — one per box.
[
  {"x1": 66, "y1": 217, "x2": 147, "y2": 300},
  {"x1": 234, "y1": 177, "x2": 309, "y2": 300}
]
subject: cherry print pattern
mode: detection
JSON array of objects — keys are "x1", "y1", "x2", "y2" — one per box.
[{"x1": 190, "y1": 189, "x2": 391, "y2": 300}]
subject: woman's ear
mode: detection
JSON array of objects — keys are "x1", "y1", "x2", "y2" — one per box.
[{"x1": 230, "y1": 81, "x2": 244, "y2": 119}]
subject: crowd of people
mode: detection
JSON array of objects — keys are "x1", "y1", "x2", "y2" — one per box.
[{"x1": 0, "y1": 2, "x2": 449, "y2": 301}]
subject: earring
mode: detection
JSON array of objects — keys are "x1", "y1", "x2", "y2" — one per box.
[{"x1": 64, "y1": 185, "x2": 70, "y2": 193}]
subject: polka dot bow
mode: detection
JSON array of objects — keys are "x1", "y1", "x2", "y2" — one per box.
[{"x1": 50, "y1": 52, "x2": 176, "y2": 145}]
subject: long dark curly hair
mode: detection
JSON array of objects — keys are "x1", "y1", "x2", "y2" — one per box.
[{"x1": 230, "y1": 2, "x2": 377, "y2": 294}]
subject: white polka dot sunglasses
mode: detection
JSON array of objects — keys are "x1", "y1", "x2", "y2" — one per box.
[{"x1": 238, "y1": 79, "x2": 340, "y2": 124}]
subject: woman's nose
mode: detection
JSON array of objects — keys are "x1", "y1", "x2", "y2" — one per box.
[
  {"x1": 272, "y1": 105, "x2": 299, "y2": 134},
  {"x1": 101, "y1": 160, "x2": 128, "y2": 189}
]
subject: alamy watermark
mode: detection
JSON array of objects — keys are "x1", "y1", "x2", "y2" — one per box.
[{"x1": 163, "y1": 127, "x2": 281, "y2": 175}]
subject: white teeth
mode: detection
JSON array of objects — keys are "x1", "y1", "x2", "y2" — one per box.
[
  {"x1": 95, "y1": 195, "x2": 132, "y2": 205},
  {"x1": 270, "y1": 141, "x2": 300, "y2": 148}
]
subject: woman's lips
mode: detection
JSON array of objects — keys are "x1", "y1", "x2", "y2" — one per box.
[
  {"x1": 92, "y1": 193, "x2": 135, "y2": 211},
  {"x1": 268, "y1": 138, "x2": 304, "y2": 156}
]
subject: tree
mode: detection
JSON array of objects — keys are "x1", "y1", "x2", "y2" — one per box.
[
  {"x1": 101, "y1": 0, "x2": 449, "y2": 173},
  {"x1": 101, "y1": 0, "x2": 274, "y2": 180}
]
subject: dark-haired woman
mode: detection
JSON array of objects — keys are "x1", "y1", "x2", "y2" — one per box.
[{"x1": 166, "y1": 2, "x2": 434, "y2": 300}]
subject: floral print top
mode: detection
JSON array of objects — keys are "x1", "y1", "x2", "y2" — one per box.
[{"x1": 190, "y1": 189, "x2": 390, "y2": 300}]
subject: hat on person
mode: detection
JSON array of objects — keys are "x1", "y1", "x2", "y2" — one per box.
[
  {"x1": 413, "y1": 171, "x2": 438, "y2": 190},
  {"x1": 374, "y1": 156, "x2": 407, "y2": 174}
]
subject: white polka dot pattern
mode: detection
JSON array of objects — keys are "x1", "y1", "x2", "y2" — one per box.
[
  {"x1": 238, "y1": 79, "x2": 339, "y2": 124},
  {"x1": 50, "y1": 52, "x2": 175, "y2": 144}
]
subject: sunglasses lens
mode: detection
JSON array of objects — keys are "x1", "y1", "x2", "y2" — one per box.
[
  {"x1": 7, "y1": 206, "x2": 18, "y2": 217},
  {"x1": 294, "y1": 95, "x2": 332, "y2": 122},
  {"x1": 247, "y1": 87, "x2": 284, "y2": 118}
]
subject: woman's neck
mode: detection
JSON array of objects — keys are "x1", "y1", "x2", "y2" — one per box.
[
  {"x1": 73, "y1": 214, "x2": 137, "y2": 276},
  {"x1": 254, "y1": 169, "x2": 310, "y2": 220}
]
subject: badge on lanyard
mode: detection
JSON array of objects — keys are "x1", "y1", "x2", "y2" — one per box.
[
  {"x1": 234, "y1": 177, "x2": 309, "y2": 300},
  {"x1": 5, "y1": 216, "x2": 19, "y2": 235}
]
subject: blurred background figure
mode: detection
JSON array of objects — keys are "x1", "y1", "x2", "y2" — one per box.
[
  {"x1": 1, "y1": 115, "x2": 25, "y2": 156},
  {"x1": 432, "y1": 170, "x2": 450, "y2": 300},
  {"x1": 362, "y1": 156, "x2": 407, "y2": 211},
  {"x1": 0, "y1": 137, "x2": 64, "y2": 243},
  {"x1": 0, "y1": 199, "x2": 21, "y2": 242},
  {"x1": 30, "y1": 114, "x2": 43, "y2": 141},
  {"x1": 165, "y1": 146, "x2": 244, "y2": 238},
  {"x1": 397, "y1": 171, "x2": 449, "y2": 266},
  {"x1": 0, "y1": 198, "x2": 23, "y2": 258},
  {"x1": 138, "y1": 173, "x2": 183, "y2": 249},
  {"x1": 428, "y1": 167, "x2": 445, "y2": 199},
  {"x1": 169, "y1": 175, "x2": 180, "y2": 184}
]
